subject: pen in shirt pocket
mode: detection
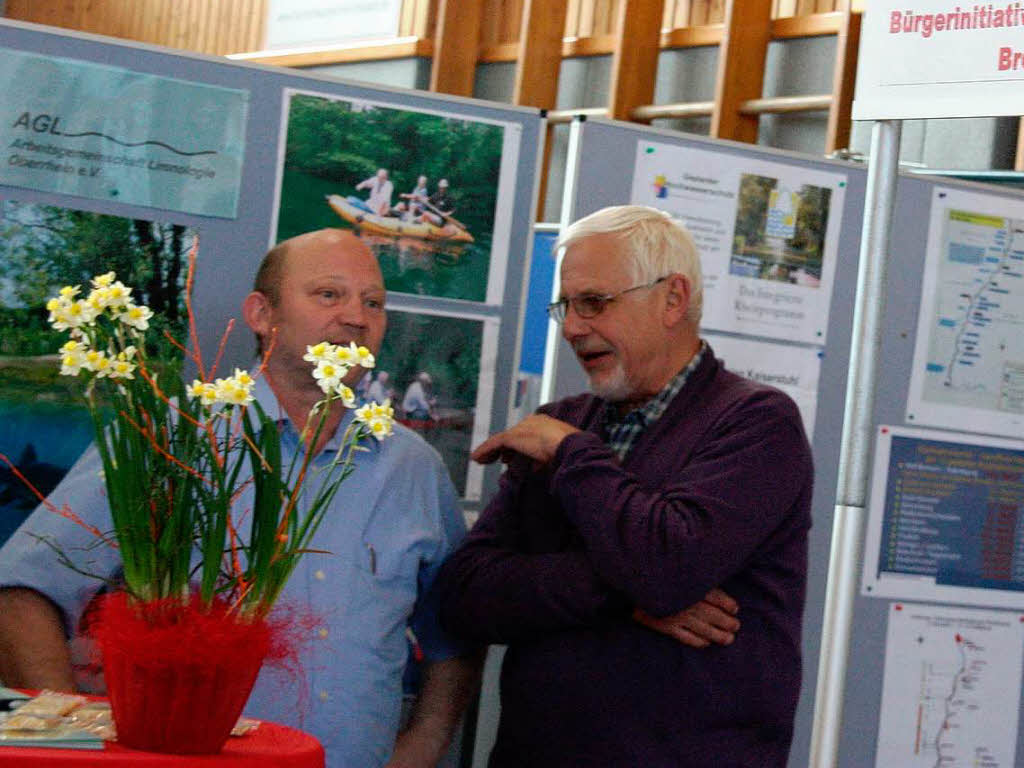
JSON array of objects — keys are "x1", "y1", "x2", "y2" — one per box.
[
  {"x1": 406, "y1": 626, "x2": 424, "y2": 662},
  {"x1": 366, "y1": 542, "x2": 377, "y2": 575}
]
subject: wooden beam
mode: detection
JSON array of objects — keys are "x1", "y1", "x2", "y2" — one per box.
[
  {"x1": 1016, "y1": 119, "x2": 1024, "y2": 171},
  {"x1": 633, "y1": 101, "x2": 714, "y2": 120},
  {"x1": 228, "y1": 38, "x2": 433, "y2": 67},
  {"x1": 740, "y1": 94, "x2": 831, "y2": 113},
  {"x1": 563, "y1": 33, "x2": 619, "y2": 57},
  {"x1": 825, "y1": 7, "x2": 861, "y2": 153},
  {"x1": 479, "y1": 42, "x2": 521, "y2": 62},
  {"x1": 607, "y1": 0, "x2": 666, "y2": 122},
  {"x1": 660, "y1": 24, "x2": 724, "y2": 47},
  {"x1": 711, "y1": 0, "x2": 773, "y2": 142},
  {"x1": 514, "y1": 0, "x2": 570, "y2": 109},
  {"x1": 430, "y1": 0, "x2": 485, "y2": 96},
  {"x1": 771, "y1": 11, "x2": 843, "y2": 37},
  {"x1": 480, "y1": 13, "x2": 843, "y2": 64},
  {"x1": 535, "y1": 122, "x2": 556, "y2": 220},
  {"x1": 411, "y1": 0, "x2": 436, "y2": 39}
]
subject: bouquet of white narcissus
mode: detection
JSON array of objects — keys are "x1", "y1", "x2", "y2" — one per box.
[{"x1": 34, "y1": 256, "x2": 394, "y2": 619}]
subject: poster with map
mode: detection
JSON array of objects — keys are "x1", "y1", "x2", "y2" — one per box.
[
  {"x1": 875, "y1": 602, "x2": 1024, "y2": 768},
  {"x1": 907, "y1": 187, "x2": 1024, "y2": 438}
]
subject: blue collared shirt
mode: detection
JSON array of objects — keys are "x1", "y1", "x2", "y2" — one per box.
[{"x1": 0, "y1": 376, "x2": 466, "y2": 767}]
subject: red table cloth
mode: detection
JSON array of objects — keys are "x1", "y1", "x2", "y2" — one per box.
[{"x1": 0, "y1": 720, "x2": 324, "y2": 767}]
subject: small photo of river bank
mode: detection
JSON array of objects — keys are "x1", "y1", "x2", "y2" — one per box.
[{"x1": 0, "y1": 199, "x2": 193, "y2": 544}]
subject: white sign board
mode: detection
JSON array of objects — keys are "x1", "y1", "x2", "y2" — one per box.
[
  {"x1": 265, "y1": 0, "x2": 402, "y2": 50},
  {"x1": 853, "y1": 0, "x2": 1024, "y2": 119},
  {"x1": 630, "y1": 139, "x2": 846, "y2": 344},
  {"x1": 876, "y1": 602, "x2": 1024, "y2": 768}
]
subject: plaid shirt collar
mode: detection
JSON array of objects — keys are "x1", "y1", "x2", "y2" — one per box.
[{"x1": 603, "y1": 341, "x2": 706, "y2": 460}]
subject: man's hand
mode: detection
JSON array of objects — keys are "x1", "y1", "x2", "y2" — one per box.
[
  {"x1": 633, "y1": 588, "x2": 740, "y2": 648},
  {"x1": 471, "y1": 414, "x2": 580, "y2": 466},
  {"x1": 0, "y1": 588, "x2": 74, "y2": 690},
  {"x1": 385, "y1": 655, "x2": 481, "y2": 768}
]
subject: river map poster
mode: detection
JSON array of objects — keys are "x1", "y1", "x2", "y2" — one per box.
[
  {"x1": 630, "y1": 139, "x2": 846, "y2": 344},
  {"x1": 875, "y1": 602, "x2": 1023, "y2": 768},
  {"x1": 0, "y1": 199, "x2": 194, "y2": 545},
  {"x1": 0, "y1": 48, "x2": 247, "y2": 218},
  {"x1": 907, "y1": 186, "x2": 1024, "y2": 440},
  {"x1": 272, "y1": 88, "x2": 521, "y2": 306}
]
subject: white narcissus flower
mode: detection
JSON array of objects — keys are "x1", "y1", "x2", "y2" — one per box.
[
  {"x1": 59, "y1": 285, "x2": 81, "y2": 300},
  {"x1": 86, "y1": 287, "x2": 110, "y2": 313},
  {"x1": 313, "y1": 360, "x2": 345, "y2": 394},
  {"x1": 367, "y1": 417, "x2": 393, "y2": 440},
  {"x1": 356, "y1": 399, "x2": 394, "y2": 441},
  {"x1": 59, "y1": 339, "x2": 89, "y2": 376},
  {"x1": 303, "y1": 342, "x2": 330, "y2": 363},
  {"x1": 336, "y1": 384, "x2": 356, "y2": 408},
  {"x1": 119, "y1": 303, "x2": 154, "y2": 331},
  {"x1": 187, "y1": 380, "x2": 218, "y2": 406},
  {"x1": 109, "y1": 354, "x2": 136, "y2": 380},
  {"x1": 355, "y1": 345, "x2": 375, "y2": 369},
  {"x1": 92, "y1": 353, "x2": 114, "y2": 379},
  {"x1": 82, "y1": 348, "x2": 107, "y2": 372},
  {"x1": 91, "y1": 272, "x2": 116, "y2": 288},
  {"x1": 105, "y1": 281, "x2": 132, "y2": 309},
  {"x1": 52, "y1": 299, "x2": 97, "y2": 331},
  {"x1": 332, "y1": 343, "x2": 356, "y2": 366},
  {"x1": 214, "y1": 375, "x2": 254, "y2": 406}
]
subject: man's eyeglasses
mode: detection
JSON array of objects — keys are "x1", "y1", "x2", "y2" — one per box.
[{"x1": 546, "y1": 277, "x2": 667, "y2": 323}]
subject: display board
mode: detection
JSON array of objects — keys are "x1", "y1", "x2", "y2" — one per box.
[
  {"x1": 0, "y1": 18, "x2": 543, "y2": 527},
  {"x1": 843, "y1": 172, "x2": 1024, "y2": 768},
  {"x1": 543, "y1": 116, "x2": 1024, "y2": 768}
]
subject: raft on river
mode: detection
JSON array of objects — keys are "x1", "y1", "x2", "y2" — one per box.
[{"x1": 327, "y1": 194, "x2": 474, "y2": 243}]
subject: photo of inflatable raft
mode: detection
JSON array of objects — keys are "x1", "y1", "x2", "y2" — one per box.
[{"x1": 327, "y1": 194, "x2": 474, "y2": 243}]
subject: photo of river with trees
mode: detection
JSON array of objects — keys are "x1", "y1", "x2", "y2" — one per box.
[{"x1": 0, "y1": 201, "x2": 192, "y2": 543}]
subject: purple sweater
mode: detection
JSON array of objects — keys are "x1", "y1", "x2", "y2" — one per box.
[{"x1": 438, "y1": 349, "x2": 813, "y2": 767}]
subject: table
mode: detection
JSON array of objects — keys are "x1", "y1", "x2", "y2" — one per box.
[{"x1": 0, "y1": 720, "x2": 324, "y2": 767}]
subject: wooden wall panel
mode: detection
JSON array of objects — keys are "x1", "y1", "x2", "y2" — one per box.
[
  {"x1": 478, "y1": 0, "x2": 524, "y2": 47},
  {"x1": 4, "y1": 0, "x2": 269, "y2": 55},
  {"x1": 565, "y1": 0, "x2": 583, "y2": 35},
  {"x1": 689, "y1": 0, "x2": 712, "y2": 26},
  {"x1": 430, "y1": 0, "x2": 484, "y2": 95},
  {"x1": 608, "y1": 0, "x2": 664, "y2": 121},
  {"x1": 711, "y1": 0, "x2": 773, "y2": 142},
  {"x1": 5, "y1": 0, "x2": 849, "y2": 57}
]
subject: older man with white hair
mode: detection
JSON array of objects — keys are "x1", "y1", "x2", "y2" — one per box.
[{"x1": 438, "y1": 205, "x2": 813, "y2": 767}]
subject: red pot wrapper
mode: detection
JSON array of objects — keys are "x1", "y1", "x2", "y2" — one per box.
[{"x1": 94, "y1": 592, "x2": 270, "y2": 754}]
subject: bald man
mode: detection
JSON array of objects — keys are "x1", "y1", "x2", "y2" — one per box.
[{"x1": 0, "y1": 230, "x2": 477, "y2": 768}]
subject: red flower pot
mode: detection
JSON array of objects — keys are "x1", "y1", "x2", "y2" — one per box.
[{"x1": 95, "y1": 592, "x2": 269, "y2": 754}]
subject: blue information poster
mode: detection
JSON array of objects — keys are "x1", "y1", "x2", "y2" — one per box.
[
  {"x1": 863, "y1": 425, "x2": 1024, "y2": 609},
  {"x1": 0, "y1": 49, "x2": 248, "y2": 218}
]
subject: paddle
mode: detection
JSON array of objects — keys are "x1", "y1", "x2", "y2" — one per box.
[{"x1": 418, "y1": 198, "x2": 468, "y2": 231}]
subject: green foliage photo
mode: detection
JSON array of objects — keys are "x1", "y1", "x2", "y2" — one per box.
[
  {"x1": 0, "y1": 202, "x2": 191, "y2": 359},
  {"x1": 278, "y1": 94, "x2": 504, "y2": 240}
]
